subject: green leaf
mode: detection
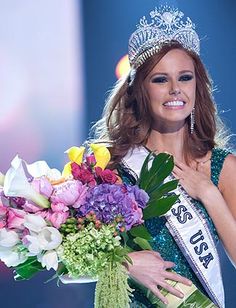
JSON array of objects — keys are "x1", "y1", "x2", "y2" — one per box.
[
  {"x1": 120, "y1": 231, "x2": 129, "y2": 246},
  {"x1": 146, "y1": 154, "x2": 174, "y2": 192},
  {"x1": 139, "y1": 153, "x2": 174, "y2": 193},
  {"x1": 149, "y1": 153, "x2": 172, "y2": 174},
  {"x1": 112, "y1": 246, "x2": 131, "y2": 263},
  {"x1": 114, "y1": 246, "x2": 129, "y2": 257},
  {"x1": 125, "y1": 239, "x2": 138, "y2": 251},
  {"x1": 138, "y1": 152, "x2": 154, "y2": 187},
  {"x1": 143, "y1": 194, "x2": 179, "y2": 220},
  {"x1": 148, "y1": 179, "x2": 179, "y2": 200},
  {"x1": 133, "y1": 237, "x2": 152, "y2": 250},
  {"x1": 57, "y1": 263, "x2": 68, "y2": 276},
  {"x1": 14, "y1": 257, "x2": 44, "y2": 280},
  {"x1": 129, "y1": 225, "x2": 152, "y2": 240}
]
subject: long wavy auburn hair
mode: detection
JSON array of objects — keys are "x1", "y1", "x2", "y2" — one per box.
[{"x1": 90, "y1": 42, "x2": 230, "y2": 168}]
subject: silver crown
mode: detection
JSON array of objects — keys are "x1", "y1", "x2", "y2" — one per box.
[{"x1": 128, "y1": 6, "x2": 200, "y2": 69}]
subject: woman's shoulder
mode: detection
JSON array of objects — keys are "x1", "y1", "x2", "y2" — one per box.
[
  {"x1": 216, "y1": 148, "x2": 236, "y2": 191},
  {"x1": 215, "y1": 149, "x2": 236, "y2": 218},
  {"x1": 219, "y1": 152, "x2": 236, "y2": 176}
]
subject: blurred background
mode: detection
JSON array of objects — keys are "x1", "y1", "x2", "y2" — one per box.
[{"x1": 0, "y1": 0, "x2": 235, "y2": 307}]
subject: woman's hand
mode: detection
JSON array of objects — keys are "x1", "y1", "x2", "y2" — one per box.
[
  {"x1": 127, "y1": 250, "x2": 192, "y2": 305},
  {"x1": 173, "y1": 159, "x2": 217, "y2": 202}
]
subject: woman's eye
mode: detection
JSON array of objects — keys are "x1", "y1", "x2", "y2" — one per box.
[
  {"x1": 179, "y1": 75, "x2": 193, "y2": 81},
  {"x1": 151, "y1": 76, "x2": 168, "y2": 83}
]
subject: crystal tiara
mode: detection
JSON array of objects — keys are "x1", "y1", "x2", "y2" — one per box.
[{"x1": 128, "y1": 6, "x2": 200, "y2": 69}]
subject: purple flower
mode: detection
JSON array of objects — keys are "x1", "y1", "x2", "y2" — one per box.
[
  {"x1": 126, "y1": 185, "x2": 149, "y2": 208},
  {"x1": 78, "y1": 184, "x2": 149, "y2": 230}
]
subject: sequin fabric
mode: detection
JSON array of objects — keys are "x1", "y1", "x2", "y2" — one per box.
[{"x1": 118, "y1": 148, "x2": 230, "y2": 307}]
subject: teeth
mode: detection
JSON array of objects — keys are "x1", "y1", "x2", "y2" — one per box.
[{"x1": 164, "y1": 101, "x2": 184, "y2": 106}]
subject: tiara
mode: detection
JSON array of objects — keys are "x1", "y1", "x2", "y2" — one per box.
[{"x1": 128, "y1": 6, "x2": 200, "y2": 69}]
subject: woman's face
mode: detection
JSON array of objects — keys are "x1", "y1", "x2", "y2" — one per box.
[{"x1": 144, "y1": 48, "x2": 196, "y2": 130}]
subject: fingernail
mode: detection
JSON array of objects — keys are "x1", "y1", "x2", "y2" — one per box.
[
  {"x1": 188, "y1": 280, "x2": 192, "y2": 286},
  {"x1": 164, "y1": 301, "x2": 168, "y2": 305},
  {"x1": 180, "y1": 293, "x2": 184, "y2": 298}
]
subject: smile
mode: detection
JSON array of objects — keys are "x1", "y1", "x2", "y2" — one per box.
[{"x1": 163, "y1": 100, "x2": 185, "y2": 106}]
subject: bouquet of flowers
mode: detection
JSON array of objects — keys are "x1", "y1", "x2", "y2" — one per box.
[{"x1": 0, "y1": 144, "x2": 216, "y2": 307}]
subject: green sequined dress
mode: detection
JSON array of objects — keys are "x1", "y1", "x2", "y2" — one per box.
[{"x1": 119, "y1": 148, "x2": 230, "y2": 308}]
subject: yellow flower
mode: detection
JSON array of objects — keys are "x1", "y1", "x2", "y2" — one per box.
[
  {"x1": 90, "y1": 144, "x2": 111, "y2": 170},
  {"x1": 62, "y1": 146, "x2": 85, "y2": 177},
  {"x1": 66, "y1": 146, "x2": 86, "y2": 164},
  {"x1": 62, "y1": 162, "x2": 72, "y2": 178}
]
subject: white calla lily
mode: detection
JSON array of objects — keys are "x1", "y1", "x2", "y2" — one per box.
[
  {"x1": 10, "y1": 155, "x2": 21, "y2": 169},
  {"x1": 26, "y1": 160, "x2": 61, "y2": 180},
  {"x1": 46, "y1": 168, "x2": 62, "y2": 181},
  {"x1": 3, "y1": 156, "x2": 50, "y2": 208},
  {"x1": 0, "y1": 228, "x2": 19, "y2": 247},
  {"x1": 39, "y1": 250, "x2": 59, "y2": 271}
]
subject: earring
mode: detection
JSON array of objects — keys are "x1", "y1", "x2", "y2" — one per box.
[{"x1": 190, "y1": 107, "x2": 195, "y2": 134}]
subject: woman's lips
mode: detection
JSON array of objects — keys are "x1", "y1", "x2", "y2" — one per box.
[{"x1": 163, "y1": 100, "x2": 186, "y2": 110}]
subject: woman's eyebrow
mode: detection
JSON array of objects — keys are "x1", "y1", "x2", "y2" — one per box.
[
  {"x1": 149, "y1": 70, "x2": 194, "y2": 79},
  {"x1": 149, "y1": 72, "x2": 168, "y2": 78},
  {"x1": 179, "y1": 70, "x2": 194, "y2": 74}
]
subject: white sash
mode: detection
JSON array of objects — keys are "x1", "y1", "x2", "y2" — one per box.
[{"x1": 122, "y1": 146, "x2": 225, "y2": 308}]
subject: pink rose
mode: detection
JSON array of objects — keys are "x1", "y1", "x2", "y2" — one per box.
[
  {"x1": 70, "y1": 162, "x2": 80, "y2": 178},
  {"x1": 32, "y1": 177, "x2": 53, "y2": 198},
  {"x1": 7, "y1": 208, "x2": 26, "y2": 230},
  {"x1": 71, "y1": 163, "x2": 95, "y2": 186},
  {"x1": 95, "y1": 167, "x2": 118, "y2": 184},
  {"x1": 86, "y1": 154, "x2": 96, "y2": 167}
]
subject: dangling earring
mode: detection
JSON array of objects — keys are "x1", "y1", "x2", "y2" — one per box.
[{"x1": 190, "y1": 107, "x2": 195, "y2": 134}]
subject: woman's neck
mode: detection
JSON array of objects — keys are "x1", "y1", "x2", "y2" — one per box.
[{"x1": 145, "y1": 127, "x2": 185, "y2": 162}]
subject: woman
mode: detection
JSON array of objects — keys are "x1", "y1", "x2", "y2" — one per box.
[{"x1": 91, "y1": 6, "x2": 236, "y2": 307}]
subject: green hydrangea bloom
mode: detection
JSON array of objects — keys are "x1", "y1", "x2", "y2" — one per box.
[{"x1": 58, "y1": 222, "x2": 121, "y2": 278}]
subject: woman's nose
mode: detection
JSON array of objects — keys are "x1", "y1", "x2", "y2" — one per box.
[{"x1": 169, "y1": 81, "x2": 181, "y2": 96}]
